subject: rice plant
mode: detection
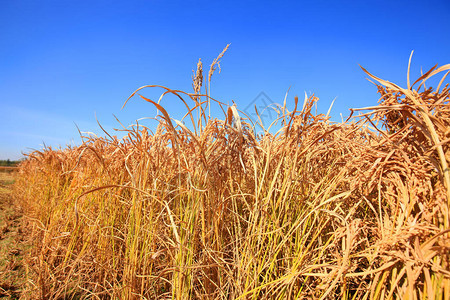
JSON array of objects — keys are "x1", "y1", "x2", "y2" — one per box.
[{"x1": 14, "y1": 49, "x2": 449, "y2": 299}]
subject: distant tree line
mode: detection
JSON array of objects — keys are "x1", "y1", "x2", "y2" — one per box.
[{"x1": 0, "y1": 159, "x2": 21, "y2": 167}]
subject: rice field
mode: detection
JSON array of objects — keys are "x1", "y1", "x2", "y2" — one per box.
[{"x1": 13, "y1": 51, "x2": 450, "y2": 299}]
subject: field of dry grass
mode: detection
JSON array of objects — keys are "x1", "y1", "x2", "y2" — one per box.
[
  {"x1": 0, "y1": 169, "x2": 28, "y2": 298},
  {"x1": 11, "y1": 51, "x2": 450, "y2": 299}
]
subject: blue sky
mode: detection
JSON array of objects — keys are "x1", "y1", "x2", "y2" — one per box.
[{"x1": 1, "y1": 0, "x2": 449, "y2": 160}]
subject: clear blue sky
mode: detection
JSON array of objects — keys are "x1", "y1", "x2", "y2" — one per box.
[{"x1": 1, "y1": 0, "x2": 449, "y2": 160}]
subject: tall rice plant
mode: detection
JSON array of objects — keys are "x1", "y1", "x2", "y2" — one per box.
[{"x1": 14, "y1": 50, "x2": 449, "y2": 299}]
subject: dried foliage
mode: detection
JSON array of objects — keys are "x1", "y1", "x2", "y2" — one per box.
[{"x1": 14, "y1": 53, "x2": 450, "y2": 299}]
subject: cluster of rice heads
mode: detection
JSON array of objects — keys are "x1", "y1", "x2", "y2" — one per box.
[{"x1": 14, "y1": 54, "x2": 449, "y2": 299}]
